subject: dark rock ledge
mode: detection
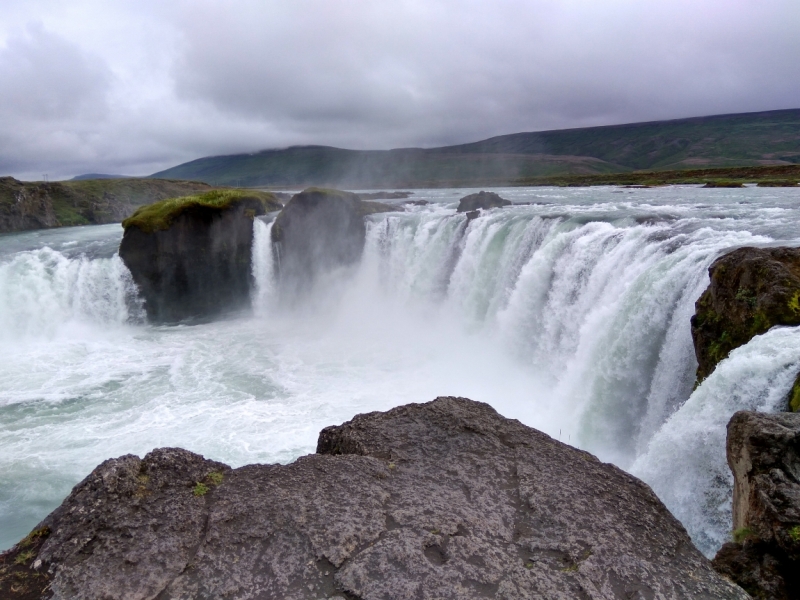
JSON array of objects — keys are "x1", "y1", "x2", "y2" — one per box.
[
  {"x1": 1, "y1": 397, "x2": 747, "y2": 599},
  {"x1": 713, "y1": 411, "x2": 800, "y2": 599},
  {"x1": 691, "y1": 246, "x2": 800, "y2": 390}
]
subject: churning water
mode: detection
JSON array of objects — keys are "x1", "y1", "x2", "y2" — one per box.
[{"x1": 1, "y1": 185, "x2": 799, "y2": 556}]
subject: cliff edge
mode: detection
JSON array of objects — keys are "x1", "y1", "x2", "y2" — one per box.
[{"x1": 0, "y1": 397, "x2": 746, "y2": 599}]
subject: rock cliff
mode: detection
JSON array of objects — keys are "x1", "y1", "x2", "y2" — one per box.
[
  {"x1": 119, "y1": 190, "x2": 282, "y2": 323},
  {"x1": 271, "y1": 188, "x2": 397, "y2": 297},
  {"x1": 691, "y1": 246, "x2": 800, "y2": 385},
  {"x1": 0, "y1": 177, "x2": 218, "y2": 233},
  {"x1": 1, "y1": 397, "x2": 747, "y2": 599},
  {"x1": 712, "y1": 411, "x2": 800, "y2": 599}
]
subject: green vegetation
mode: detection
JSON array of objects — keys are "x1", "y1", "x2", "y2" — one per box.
[
  {"x1": 789, "y1": 377, "x2": 800, "y2": 412},
  {"x1": 733, "y1": 527, "x2": 754, "y2": 543},
  {"x1": 192, "y1": 470, "x2": 226, "y2": 497},
  {"x1": 122, "y1": 189, "x2": 281, "y2": 233},
  {"x1": 13, "y1": 551, "x2": 35, "y2": 566},
  {"x1": 19, "y1": 528, "x2": 49, "y2": 548},
  {"x1": 789, "y1": 525, "x2": 800, "y2": 542},
  {"x1": 207, "y1": 471, "x2": 224, "y2": 485},
  {"x1": 152, "y1": 109, "x2": 800, "y2": 187},
  {"x1": 757, "y1": 180, "x2": 799, "y2": 187}
]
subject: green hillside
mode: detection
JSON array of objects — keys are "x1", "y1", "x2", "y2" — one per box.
[
  {"x1": 0, "y1": 177, "x2": 217, "y2": 233},
  {"x1": 152, "y1": 109, "x2": 800, "y2": 187}
]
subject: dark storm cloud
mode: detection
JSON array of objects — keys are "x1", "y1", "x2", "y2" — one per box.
[{"x1": 1, "y1": 0, "x2": 799, "y2": 179}]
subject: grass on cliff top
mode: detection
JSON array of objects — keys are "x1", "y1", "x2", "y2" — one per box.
[{"x1": 122, "y1": 189, "x2": 280, "y2": 233}]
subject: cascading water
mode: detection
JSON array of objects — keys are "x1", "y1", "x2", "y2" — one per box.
[{"x1": 1, "y1": 186, "x2": 799, "y2": 557}]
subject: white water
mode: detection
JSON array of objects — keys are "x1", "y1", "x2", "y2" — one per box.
[{"x1": 1, "y1": 185, "x2": 799, "y2": 556}]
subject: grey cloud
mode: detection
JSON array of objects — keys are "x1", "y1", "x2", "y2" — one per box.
[
  {"x1": 1, "y1": 0, "x2": 799, "y2": 179},
  {"x1": 0, "y1": 23, "x2": 111, "y2": 120}
]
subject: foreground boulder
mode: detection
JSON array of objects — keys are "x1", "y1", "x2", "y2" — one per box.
[
  {"x1": 1, "y1": 397, "x2": 746, "y2": 599},
  {"x1": 271, "y1": 187, "x2": 397, "y2": 296},
  {"x1": 456, "y1": 190, "x2": 511, "y2": 213},
  {"x1": 712, "y1": 411, "x2": 800, "y2": 599},
  {"x1": 691, "y1": 246, "x2": 800, "y2": 383},
  {"x1": 119, "y1": 190, "x2": 282, "y2": 323}
]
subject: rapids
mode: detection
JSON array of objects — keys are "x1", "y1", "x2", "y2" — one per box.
[{"x1": 1, "y1": 185, "x2": 799, "y2": 556}]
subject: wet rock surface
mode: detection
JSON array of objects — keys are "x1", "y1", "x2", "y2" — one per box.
[
  {"x1": 456, "y1": 190, "x2": 511, "y2": 213},
  {"x1": 691, "y1": 246, "x2": 800, "y2": 383},
  {"x1": 119, "y1": 193, "x2": 276, "y2": 323},
  {"x1": 2, "y1": 397, "x2": 746, "y2": 599},
  {"x1": 271, "y1": 188, "x2": 397, "y2": 297},
  {"x1": 712, "y1": 411, "x2": 800, "y2": 599}
]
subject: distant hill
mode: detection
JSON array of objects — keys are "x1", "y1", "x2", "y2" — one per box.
[
  {"x1": 71, "y1": 173, "x2": 133, "y2": 181},
  {"x1": 152, "y1": 109, "x2": 800, "y2": 187}
]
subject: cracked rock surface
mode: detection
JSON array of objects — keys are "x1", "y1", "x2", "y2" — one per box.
[{"x1": 3, "y1": 397, "x2": 747, "y2": 599}]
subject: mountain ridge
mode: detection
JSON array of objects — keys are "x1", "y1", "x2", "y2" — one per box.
[{"x1": 152, "y1": 109, "x2": 800, "y2": 187}]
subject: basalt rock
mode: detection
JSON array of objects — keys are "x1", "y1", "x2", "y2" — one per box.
[
  {"x1": 1, "y1": 397, "x2": 747, "y2": 599},
  {"x1": 271, "y1": 187, "x2": 398, "y2": 297},
  {"x1": 712, "y1": 411, "x2": 800, "y2": 599},
  {"x1": 691, "y1": 246, "x2": 800, "y2": 384},
  {"x1": 119, "y1": 190, "x2": 281, "y2": 323},
  {"x1": 456, "y1": 190, "x2": 511, "y2": 213}
]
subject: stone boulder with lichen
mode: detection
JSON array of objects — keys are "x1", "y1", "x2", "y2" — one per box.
[{"x1": 1, "y1": 397, "x2": 747, "y2": 599}]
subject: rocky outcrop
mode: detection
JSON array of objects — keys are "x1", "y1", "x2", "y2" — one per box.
[
  {"x1": 271, "y1": 187, "x2": 398, "y2": 297},
  {"x1": 0, "y1": 177, "x2": 219, "y2": 233},
  {"x1": 456, "y1": 190, "x2": 511, "y2": 213},
  {"x1": 119, "y1": 190, "x2": 281, "y2": 323},
  {"x1": 691, "y1": 246, "x2": 800, "y2": 383},
  {"x1": 1, "y1": 397, "x2": 746, "y2": 599},
  {"x1": 712, "y1": 411, "x2": 800, "y2": 599}
]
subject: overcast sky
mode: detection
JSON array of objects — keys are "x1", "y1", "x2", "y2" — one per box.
[{"x1": 1, "y1": 0, "x2": 799, "y2": 180}]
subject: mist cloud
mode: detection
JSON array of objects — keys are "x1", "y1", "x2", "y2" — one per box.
[{"x1": 1, "y1": 0, "x2": 799, "y2": 179}]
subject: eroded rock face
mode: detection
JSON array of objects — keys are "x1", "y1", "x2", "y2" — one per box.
[
  {"x1": 271, "y1": 188, "x2": 398, "y2": 297},
  {"x1": 2, "y1": 397, "x2": 746, "y2": 599},
  {"x1": 691, "y1": 246, "x2": 800, "y2": 383},
  {"x1": 712, "y1": 411, "x2": 800, "y2": 599},
  {"x1": 119, "y1": 195, "x2": 273, "y2": 323},
  {"x1": 456, "y1": 190, "x2": 511, "y2": 213}
]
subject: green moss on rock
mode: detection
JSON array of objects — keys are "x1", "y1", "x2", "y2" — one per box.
[
  {"x1": 122, "y1": 190, "x2": 281, "y2": 234},
  {"x1": 789, "y1": 376, "x2": 800, "y2": 412},
  {"x1": 691, "y1": 247, "x2": 800, "y2": 383}
]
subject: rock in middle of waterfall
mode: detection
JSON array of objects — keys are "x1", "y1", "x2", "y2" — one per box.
[
  {"x1": 119, "y1": 190, "x2": 282, "y2": 323},
  {"x1": 271, "y1": 187, "x2": 395, "y2": 297}
]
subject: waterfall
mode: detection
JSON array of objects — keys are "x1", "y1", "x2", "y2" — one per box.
[
  {"x1": 0, "y1": 246, "x2": 142, "y2": 340},
  {"x1": 355, "y1": 208, "x2": 772, "y2": 466},
  {"x1": 251, "y1": 218, "x2": 277, "y2": 314},
  {"x1": 632, "y1": 326, "x2": 800, "y2": 555},
  {"x1": 2, "y1": 188, "x2": 799, "y2": 554}
]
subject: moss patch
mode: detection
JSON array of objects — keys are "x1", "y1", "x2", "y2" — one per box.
[
  {"x1": 122, "y1": 190, "x2": 281, "y2": 234},
  {"x1": 789, "y1": 375, "x2": 800, "y2": 412},
  {"x1": 733, "y1": 527, "x2": 754, "y2": 543}
]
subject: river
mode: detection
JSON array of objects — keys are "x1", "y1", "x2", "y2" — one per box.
[{"x1": 1, "y1": 185, "x2": 799, "y2": 556}]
